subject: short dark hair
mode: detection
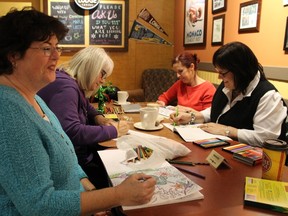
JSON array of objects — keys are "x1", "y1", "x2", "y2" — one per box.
[
  {"x1": 213, "y1": 41, "x2": 265, "y2": 94},
  {"x1": 0, "y1": 7, "x2": 68, "y2": 75}
]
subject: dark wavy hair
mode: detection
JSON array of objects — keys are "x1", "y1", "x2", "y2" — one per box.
[
  {"x1": 172, "y1": 51, "x2": 200, "y2": 70},
  {"x1": 212, "y1": 41, "x2": 266, "y2": 94},
  {"x1": 0, "y1": 7, "x2": 68, "y2": 75}
]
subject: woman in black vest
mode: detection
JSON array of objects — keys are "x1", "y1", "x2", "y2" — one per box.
[{"x1": 171, "y1": 41, "x2": 287, "y2": 147}]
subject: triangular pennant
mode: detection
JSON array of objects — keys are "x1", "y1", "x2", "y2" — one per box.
[
  {"x1": 129, "y1": 20, "x2": 173, "y2": 46},
  {"x1": 137, "y1": 8, "x2": 168, "y2": 36}
]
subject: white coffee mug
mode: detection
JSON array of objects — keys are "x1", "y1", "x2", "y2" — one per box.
[
  {"x1": 117, "y1": 91, "x2": 129, "y2": 104},
  {"x1": 140, "y1": 107, "x2": 159, "y2": 129}
]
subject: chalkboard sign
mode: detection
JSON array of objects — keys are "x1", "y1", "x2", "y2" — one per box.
[
  {"x1": 89, "y1": 3, "x2": 123, "y2": 46},
  {"x1": 49, "y1": 2, "x2": 85, "y2": 45},
  {"x1": 44, "y1": 0, "x2": 128, "y2": 51}
]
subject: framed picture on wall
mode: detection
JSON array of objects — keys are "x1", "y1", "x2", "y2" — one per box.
[
  {"x1": 43, "y1": 0, "x2": 129, "y2": 52},
  {"x1": 212, "y1": 0, "x2": 227, "y2": 14},
  {"x1": 184, "y1": 0, "x2": 208, "y2": 46},
  {"x1": 212, "y1": 14, "x2": 225, "y2": 46},
  {"x1": 238, "y1": 0, "x2": 262, "y2": 33},
  {"x1": 284, "y1": 17, "x2": 288, "y2": 51}
]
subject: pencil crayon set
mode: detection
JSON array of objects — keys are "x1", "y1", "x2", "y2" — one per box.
[{"x1": 129, "y1": 146, "x2": 153, "y2": 162}]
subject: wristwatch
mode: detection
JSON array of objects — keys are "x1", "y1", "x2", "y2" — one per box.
[
  {"x1": 189, "y1": 112, "x2": 196, "y2": 125},
  {"x1": 225, "y1": 126, "x2": 230, "y2": 137}
]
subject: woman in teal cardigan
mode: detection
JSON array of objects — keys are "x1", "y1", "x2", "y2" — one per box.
[{"x1": 0, "y1": 7, "x2": 155, "y2": 215}]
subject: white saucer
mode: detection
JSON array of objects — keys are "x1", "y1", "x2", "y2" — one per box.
[
  {"x1": 133, "y1": 122, "x2": 164, "y2": 131},
  {"x1": 113, "y1": 101, "x2": 131, "y2": 106}
]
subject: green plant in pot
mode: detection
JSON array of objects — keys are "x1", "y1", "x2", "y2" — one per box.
[{"x1": 94, "y1": 82, "x2": 116, "y2": 113}]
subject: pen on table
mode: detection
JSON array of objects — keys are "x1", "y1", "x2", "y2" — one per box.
[
  {"x1": 174, "y1": 166, "x2": 206, "y2": 179},
  {"x1": 167, "y1": 160, "x2": 210, "y2": 166}
]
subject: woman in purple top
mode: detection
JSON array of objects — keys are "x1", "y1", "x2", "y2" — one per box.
[{"x1": 38, "y1": 47, "x2": 129, "y2": 189}]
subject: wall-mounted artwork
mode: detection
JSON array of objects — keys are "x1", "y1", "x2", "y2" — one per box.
[
  {"x1": 212, "y1": 14, "x2": 225, "y2": 46},
  {"x1": 212, "y1": 0, "x2": 227, "y2": 14},
  {"x1": 184, "y1": 0, "x2": 208, "y2": 46},
  {"x1": 238, "y1": 0, "x2": 262, "y2": 33},
  {"x1": 284, "y1": 17, "x2": 288, "y2": 51}
]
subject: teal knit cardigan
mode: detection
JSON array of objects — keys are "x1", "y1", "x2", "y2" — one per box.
[{"x1": 0, "y1": 86, "x2": 87, "y2": 215}]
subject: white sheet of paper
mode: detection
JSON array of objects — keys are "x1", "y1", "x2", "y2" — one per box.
[{"x1": 163, "y1": 123, "x2": 231, "y2": 142}]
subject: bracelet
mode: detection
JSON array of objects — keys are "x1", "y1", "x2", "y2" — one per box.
[
  {"x1": 225, "y1": 126, "x2": 230, "y2": 137},
  {"x1": 189, "y1": 112, "x2": 196, "y2": 125}
]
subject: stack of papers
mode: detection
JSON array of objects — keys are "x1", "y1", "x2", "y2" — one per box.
[
  {"x1": 98, "y1": 149, "x2": 203, "y2": 210},
  {"x1": 163, "y1": 123, "x2": 231, "y2": 142}
]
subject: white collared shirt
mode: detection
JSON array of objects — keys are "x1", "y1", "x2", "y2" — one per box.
[{"x1": 201, "y1": 72, "x2": 287, "y2": 146}]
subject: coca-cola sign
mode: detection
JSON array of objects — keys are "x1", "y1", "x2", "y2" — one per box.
[{"x1": 74, "y1": 0, "x2": 100, "y2": 10}]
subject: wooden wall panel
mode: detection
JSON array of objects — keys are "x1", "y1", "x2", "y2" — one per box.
[{"x1": 109, "y1": 0, "x2": 175, "y2": 91}]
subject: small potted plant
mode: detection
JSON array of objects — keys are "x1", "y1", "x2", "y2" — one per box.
[{"x1": 94, "y1": 82, "x2": 116, "y2": 113}]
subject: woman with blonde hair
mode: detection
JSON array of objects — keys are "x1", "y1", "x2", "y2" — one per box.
[{"x1": 38, "y1": 46, "x2": 129, "y2": 189}]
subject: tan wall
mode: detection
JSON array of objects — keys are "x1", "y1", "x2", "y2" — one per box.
[
  {"x1": 174, "y1": 0, "x2": 288, "y2": 100},
  {"x1": 56, "y1": 0, "x2": 175, "y2": 91},
  {"x1": 2, "y1": 1, "x2": 287, "y2": 98},
  {"x1": 174, "y1": 0, "x2": 288, "y2": 66}
]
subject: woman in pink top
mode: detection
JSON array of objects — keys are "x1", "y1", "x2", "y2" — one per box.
[{"x1": 157, "y1": 52, "x2": 216, "y2": 111}]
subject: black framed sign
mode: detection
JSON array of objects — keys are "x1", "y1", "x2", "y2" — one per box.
[
  {"x1": 284, "y1": 17, "x2": 288, "y2": 51},
  {"x1": 184, "y1": 0, "x2": 208, "y2": 46},
  {"x1": 238, "y1": 0, "x2": 261, "y2": 33},
  {"x1": 44, "y1": 0, "x2": 129, "y2": 52},
  {"x1": 212, "y1": 0, "x2": 227, "y2": 14},
  {"x1": 212, "y1": 14, "x2": 225, "y2": 46}
]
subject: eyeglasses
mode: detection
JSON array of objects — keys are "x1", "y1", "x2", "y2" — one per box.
[
  {"x1": 29, "y1": 46, "x2": 63, "y2": 57},
  {"x1": 216, "y1": 69, "x2": 230, "y2": 77},
  {"x1": 101, "y1": 70, "x2": 107, "y2": 80}
]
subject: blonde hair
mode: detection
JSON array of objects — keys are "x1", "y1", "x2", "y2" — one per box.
[{"x1": 59, "y1": 46, "x2": 114, "y2": 94}]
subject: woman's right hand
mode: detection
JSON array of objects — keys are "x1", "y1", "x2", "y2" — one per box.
[
  {"x1": 115, "y1": 173, "x2": 156, "y2": 206},
  {"x1": 170, "y1": 112, "x2": 191, "y2": 125}
]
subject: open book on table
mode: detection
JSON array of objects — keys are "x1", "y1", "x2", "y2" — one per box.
[
  {"x1": 98, "y1": 149, "x2": 204, "y2": 210},
  {"x1": 163, "y1": 123, "x2": 231, "y2": 143}
]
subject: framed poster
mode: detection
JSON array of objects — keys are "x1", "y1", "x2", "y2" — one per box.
[
  {"x1": 43, "y1": 0, "x2": 129, "y2": 52},
  {"x1": 212, "y1": 14, "x2": 225, "y2": 46},
  {"x1": 284, "y1": 17, "x2": 288, "y2": 51},
  {"x1": 238, "y1": 0, "x2": 262, "y2": 33},
  {"x1": 184, "y1": 0, "x2": 208, "y2": 46},
  {"x1": 212, "y1": 0, "x2": 227, "y2": 14}
]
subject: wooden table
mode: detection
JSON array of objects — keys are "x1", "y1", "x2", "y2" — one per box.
[{"x1": 98, "y1": 103, "x2": 288, "y2": 216}]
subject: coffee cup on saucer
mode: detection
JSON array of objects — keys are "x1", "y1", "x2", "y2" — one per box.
[{"x1": 140, "y1": 107, "x2": 159, "y2": 129}]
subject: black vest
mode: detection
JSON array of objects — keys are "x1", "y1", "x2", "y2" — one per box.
[{"x1": 210, "y1": 80, "x2": 287, "y2": 141}]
